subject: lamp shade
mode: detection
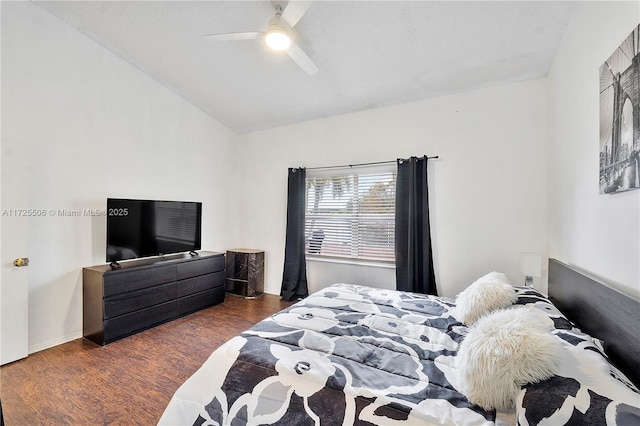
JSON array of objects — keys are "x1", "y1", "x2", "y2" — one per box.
[{"x1": 520, "y1": 253, "x2": 542, "y2": 277}]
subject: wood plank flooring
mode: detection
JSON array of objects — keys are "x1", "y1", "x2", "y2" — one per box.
[{"x1": 0, "y1": 294, "x2": 293, "y2": 425}]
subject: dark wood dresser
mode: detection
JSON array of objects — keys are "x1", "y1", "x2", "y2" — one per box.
[{"x1": 83, "y1": 251, "x2": 225, "y2": 345}]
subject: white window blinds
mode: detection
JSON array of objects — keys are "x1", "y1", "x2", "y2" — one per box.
[{"x1": 305, "y1": 165, "x2": 397, "y2": 263}]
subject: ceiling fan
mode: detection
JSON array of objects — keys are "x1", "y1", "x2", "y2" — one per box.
[{"x1": 204, "y1": 1, "x2": 318, "y2": 75}]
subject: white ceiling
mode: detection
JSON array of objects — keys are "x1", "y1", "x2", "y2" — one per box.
[{"x1": 34, "y1": 1, "x2": 575, "y2": 133}]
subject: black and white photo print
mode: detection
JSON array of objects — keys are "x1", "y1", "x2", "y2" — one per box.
[{"x1": 599, "y1": 24, "x2": 640, "y2": 194}]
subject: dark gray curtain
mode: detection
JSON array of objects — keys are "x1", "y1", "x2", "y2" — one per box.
[
  {"x1": 395, "y1": 156, "x2": 437, "y2": 295},
  {"x1": 281, "y1": 167, "x2": 308, "y2": 301}
]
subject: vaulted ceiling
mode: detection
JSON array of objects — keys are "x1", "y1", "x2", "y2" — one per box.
[{"x1": 35, "y1": 1, "x2": 575, "y2": 133}]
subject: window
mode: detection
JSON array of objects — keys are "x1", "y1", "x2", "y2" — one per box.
[{"x1": 305, "y1": 165, "x2": 397, "y2": 263}]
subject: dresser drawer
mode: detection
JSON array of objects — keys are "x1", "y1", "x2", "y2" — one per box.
[
  {"x1": 104, "y1": 300, "x2": 177, "y2": 343},
  {"x1": 104, "y1": 282, "x2": 177, "y2": 319},
  {"x1": 104, "y1": 265, "x2": 176, "y2": 297},
  {"x1": 176, "y1": 255, "x2": 224, "y2": 280},
  {"x1": 176, "y1": 287, "x2": 225, "y2": 317},
  {"x1": 177, "y1": 271, "x2": 224, "y2": 297}
]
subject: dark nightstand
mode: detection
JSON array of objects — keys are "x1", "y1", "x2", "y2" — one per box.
[{"x1": 225, "y1": 249, "x2": 264, "y2": 298}]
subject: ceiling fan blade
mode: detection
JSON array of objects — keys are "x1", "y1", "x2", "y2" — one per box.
[
  {"x1": 281, "y1": 1, "x2": 312, "y2": 28},
  {"x1": 288, "y1": 42, "x2": 318, "y2": 75},
  {"x1": 203, "y1": 32, "x2": 262, "y2": 41}
]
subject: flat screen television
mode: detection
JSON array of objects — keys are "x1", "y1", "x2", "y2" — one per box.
[{"x1": 106, "y1": 198, "x2": 202, "y2": 263}]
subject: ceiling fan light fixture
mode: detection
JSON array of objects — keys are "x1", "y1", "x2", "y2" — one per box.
[{"x1": 265, "y1": 26, "x2": 291, "y2": 51}]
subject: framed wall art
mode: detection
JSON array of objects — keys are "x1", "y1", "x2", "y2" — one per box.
[{"x1": 599, "y1": 24, "x2": 640, "y2": 194}]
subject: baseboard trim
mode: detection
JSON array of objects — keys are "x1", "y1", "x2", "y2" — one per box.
[{"x1": 28, "y1": 331, "x2": 83, "y2": 355}]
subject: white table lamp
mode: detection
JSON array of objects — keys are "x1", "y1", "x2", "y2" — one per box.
[{"x1": 520, "y1": 253, "x2": 542, "y2": 287}]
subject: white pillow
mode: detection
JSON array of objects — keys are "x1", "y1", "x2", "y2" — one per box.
[
  {"x1": 456, "y1": 306, "x2": 563, "y2": 410},
  {"x1": 455, "y1": 272, "x2": 517, "y2": 325}
]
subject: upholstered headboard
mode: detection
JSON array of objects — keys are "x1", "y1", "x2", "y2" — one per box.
[{"x1": 548, "y1": 258, "x2": 640, "y2": 388}]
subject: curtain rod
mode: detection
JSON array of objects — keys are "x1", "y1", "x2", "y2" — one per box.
[{"x1": 302, "y1": 155, "x2": 439, "y2": 171}]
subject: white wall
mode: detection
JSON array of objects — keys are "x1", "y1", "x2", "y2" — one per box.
[
  {"x1": 1, "y1": 2, "x2": 236, "y2": 353},
  {"x1": 236, "y1": 80, "x2": 549, "y2": 297},
  {"x1": 546, "y1": 1, "x2": 640, "y2": 298}
]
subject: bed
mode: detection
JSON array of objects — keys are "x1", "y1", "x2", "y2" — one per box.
[{"x1": 159, "y1": 259, "x2": 640, "y2": 425}]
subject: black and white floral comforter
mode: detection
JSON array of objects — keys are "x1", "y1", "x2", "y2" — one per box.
[
  {"x1": 514, "y1": 288, "x2": 640, "y2": 425},
  {"x1": 160, "y1": 284, "x2": 497, "y2": 425},
  {"x1": 159, "y1": 284, "x2": 639, "y2": 425}
]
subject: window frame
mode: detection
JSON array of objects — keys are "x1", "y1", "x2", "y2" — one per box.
[{"x1": 304, "y1": 164, "x2": 397, "y2": 266}]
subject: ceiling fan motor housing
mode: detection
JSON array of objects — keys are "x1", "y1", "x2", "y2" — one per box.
[{"x1": 265, "y1": 15, "x2": 292, "y2": 50}]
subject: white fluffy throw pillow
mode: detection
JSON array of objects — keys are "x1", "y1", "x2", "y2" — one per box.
[
  {"x1": 456, "y1": 306, "x2": 563, "y2": 410},
  {"x1": 455, "y1": 272, "x2": 517, "y2": 325}
]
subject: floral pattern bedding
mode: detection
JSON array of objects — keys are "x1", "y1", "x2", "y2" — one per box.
[
  {"x1": 159, "y1": 284, "x2": 639, "y2": 425},
  {"x1": 514, "y1": 288, "x2": 640, "y2": 425},
  {"x1": 160, "y1": 284, "x2": 496, "y2": 425}
]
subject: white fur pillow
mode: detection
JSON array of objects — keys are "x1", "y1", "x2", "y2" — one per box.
[
  {"x1": 455, "y1": 272, "x2": 517, "y2": 325},
  {"x1": 456, "y1": 306, "x2": 563, "y2": 410}
]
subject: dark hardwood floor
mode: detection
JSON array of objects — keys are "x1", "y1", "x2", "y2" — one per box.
[{"x1": 0, "y1": 294, "x2": 294, "y2": 425}]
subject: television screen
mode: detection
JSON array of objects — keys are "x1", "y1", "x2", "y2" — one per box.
[{"x1": 106, "y1": 198, "x2": 202, "y2": 263}]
